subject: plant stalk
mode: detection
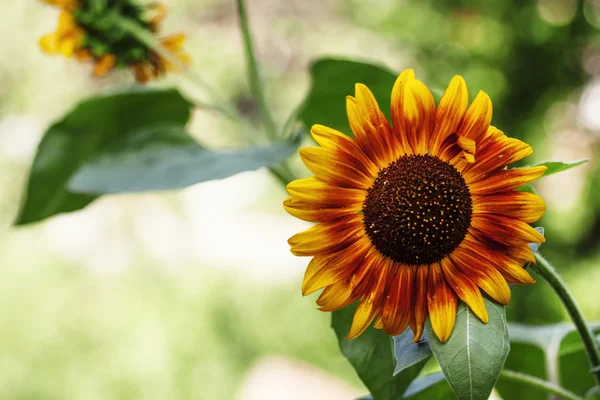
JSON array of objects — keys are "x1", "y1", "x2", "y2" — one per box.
[
  {"x1": 235, "y1": 0, "x2": 278, "y2": 142},
  {"x1": 533, "y1": 253, "x2": 600, "y2": 389},
  {"x1": 500, "y1": 370, "x2": 584, "y2": 400}
]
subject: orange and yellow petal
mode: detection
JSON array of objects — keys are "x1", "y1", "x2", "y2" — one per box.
[
  {"x1": 410, "y1": 265, "x2": 429, "y2": 342},
  {"x1": 427, "y1": 263, "x2": 457, "y2": 343},
  {"x1": 470, "y1": 214, "x2": 545, "y2": 248},
  {"x1": 92, "y1": 54, "x2": 116, "y2": 77},
  {"x1": 469, "y1": 166, "x2": 547, "y2": 195},
  {"x1": 440, "y1": 257, "x2": 488, "y2": 323},
  {"x1": 286, "y1": 177, "x2": 366, "y2": 208},
  {"x1": 288, "y1": 215, "x2": 364, "y2": 256},
  {"x1": 301, "y1": 237, "x2": 371, "y2": 296},
  {"x1": 472, "y1": 192, "x2": 546, "y2": 223},
  {"x1": 347, "y1": 258, "x2": 390, "y2": 339},
  {"x1": 283, "y1": 197, "x2": 361, "y2": 223},
  {"x1": 429, "y1": 75, "x2": 469, "y2": 156},
  {"x1": 299, "y1": 147, "x2": 374, "y2": 189},
  {"x1": 381, "y1": 263, "x2": 414, "y2": 336}
]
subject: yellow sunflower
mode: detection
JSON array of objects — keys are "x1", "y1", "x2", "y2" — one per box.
[{"x1": 284, "y1": 69, "x2": 546, "y2": 343}]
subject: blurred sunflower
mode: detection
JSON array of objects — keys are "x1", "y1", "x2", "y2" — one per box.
[
  {"x1": 284, "y1": 69, "x2": 546, "y2": 343},
  {"x1": 38, "y1": 0, "x2": 189, "y2": 82}
]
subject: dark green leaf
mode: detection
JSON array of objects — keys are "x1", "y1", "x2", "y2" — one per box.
[
  {"x1": 403, "y1": 372, "x2": 453, "y2": 400},
  {"x1": 299, "y1": 58, "x2": 397, "y2": 135},
  {"x1": 67, "y1": 130, "x2": 301, "y2": 194},
  {"x1": 527, "y1": 159, "x2": 588, "y2": 177},
  {"x1": 495, "y1": 342, "x2": 547, "y2": 400},
  {"x1": 393, "y1": 328, "x2": 432, "y2": 375},
  {"x1": 426, "y1": 299, "x2": 510, "y2": 400},
  {"x1": 332, "y1": 304, "x2": 426, "y2": 400},
  {"x1": 558, "y1": 328, "x2": 600, "y2": 396},
  {"x1": 16, "y1": 87, "x2": 191, "y2": 225}
]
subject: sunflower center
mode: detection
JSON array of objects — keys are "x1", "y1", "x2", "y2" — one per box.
[{"x1": 362, "y1": 154, "x2": 472, "y2": 266}]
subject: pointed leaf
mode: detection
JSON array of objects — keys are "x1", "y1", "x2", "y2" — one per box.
[
  {"x1": 426, "y1": 299, "x2": 510, "y2": 400},
  {"x1": 67, "y1": 131, "x2": 301, "y2": 194},
  {"x1": 300, "y1": 58, "x2": 397, "y2": 135},
  {"x1": 393, "y1": 328, "x2": 433, "y2": 375},
  {"x1": 527, "y1": 159, "x2": 588, "y2": 177},
  {"x1": 16, "y1": 87, "x2": 192, "y2": 225},
  {"x1": 332, "y1": 304, "x2": 427, "y2": 400}
]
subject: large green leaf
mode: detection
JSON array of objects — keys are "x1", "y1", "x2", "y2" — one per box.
[
  {"x1": 299, "y1": 58, "x2": 397, "y2": 135},
  {"x1": 426, "y1": 299, "x2": 510, "y2": 400},
  {"x1": 67, "y1": 129, "x2": 301, "y2": 194},
  {"x1": 16, "y1": 87, "x2": 191, "y2": 225},
  {"x1": 332, "y1": 305, "x2": 426, "y2": 400}
]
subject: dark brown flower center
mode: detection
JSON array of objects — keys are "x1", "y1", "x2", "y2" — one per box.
[{"x1": 362, "y1": 154, "x2": 472, "y2": 265}]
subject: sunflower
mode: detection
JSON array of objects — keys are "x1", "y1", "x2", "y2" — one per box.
[
  {"x1": 38, "y1": 0, "x2": 189, "y2": 83},
  {"x1": 284, "y1": 69, "x2": 546, "y2": 343}
]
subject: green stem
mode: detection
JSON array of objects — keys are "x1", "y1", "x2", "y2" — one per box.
[
  {"x1": 533, "y1": 253, "x2": 600, "y2": 388},
  {"x1": 500, "y1": 370, "x2": 584, "y2": 400},
  {"x1": 235, "y1": 0, "x2": 278, "y2": 141},
  {"x1": 115, "y1": 16, "x2": 239, "y2": 121}
]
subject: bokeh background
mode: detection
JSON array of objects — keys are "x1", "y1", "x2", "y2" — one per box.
[{"x1": 1, "y1": 0, "x2": 599, "y2": 398}]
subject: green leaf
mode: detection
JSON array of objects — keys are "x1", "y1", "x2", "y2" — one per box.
[
  {"x1": 426, "y1": 299, "x2": 510, "y2": 400},
  {"x1": 506, "y1": 322, "x2": 600, "y2": 397},
  {"x1": 332, "y1": 304, "x2": 426, "y2": 400},
  {"x1": 495, "y1": 342, "x2": 547, "y2": 400},
  {"x1": 528, "y1": 159, "x2": 588, "y2": 177},
  {"x1": 16, "y1": 87, "x2": 191, "y2": 225},
  {"x1": 299, "y1": 58, "x2": 397, "y2": 135},
  {"x1": 393, "y1": 328, "x2": 432, "y2": 375},
  {"x1": 403, "y1": 372, "x2": 454, "y2": 400},
  {"x1": 67, "y1": 129, "x2": 301, "y2": 194}
]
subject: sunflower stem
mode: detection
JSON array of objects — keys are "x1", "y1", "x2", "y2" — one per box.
[
  {"x1": 235, "y1": 0, "x2": 279, "y2": 142},
  {"x1": 533, "y1": 253, "x2": 600, "y2": 389},
  {"x1": 500, "y1": 370, "x2": 584, "y2": 400},
  {"x1": 114, "y1": 15, "x2": 240, "y2": 121}
]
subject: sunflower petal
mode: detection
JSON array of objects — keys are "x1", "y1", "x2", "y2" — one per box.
[
  {"x1": 440, "y1": 257, "x2": 488, "y2": 323},
  {"x1": 473, "y1": 192, "x2": 546, "y2": 223},
  {"x1": 401, "y1": 79, "x2": 436, "y2": 155},
  {"x1": 410, "y1": 265, "x2": 429, "y2": 342},
  {"x1": 288, "y1": 215, "x2": 364, "y2": 256},
  {"x1": 457, "y1": 91, "x2": 492, "y2": 142},
  {"x1": 302, "y1": 237, "x2": 371, "y2": 295},
  {"x1": 471, "y1": 214, "x2": 546, "y2": 247},
  {"x1": 382, "y1": 263, "x2": 414, "y2": 336},
  {"x1": 299, "y1": 147, "x2": 374, "y2": 189},
  {"x1": 427, "y1": 263, "x2": 457, "y2": 343},
  {"x1": 430, "y1": 75, "x2": 469, "y2": 156},
  {"x1": 451, "y1": 246, "x2": 511, "y2": 305},
  {"x1": 469, "y1": 166, "x2": 547, "y2": 195},
  {"x1": 316, "y1": 279, "x2": 357, "y2": 312},
  {"x1": 283, "y1": 197, "x2": 361, "y2": 222},
  {"x1": 286, "y1": 177, "x2": 366, "y2": 207},
  {"x1": 347, "y1": 258, "x2": 390, "y2": 339}
]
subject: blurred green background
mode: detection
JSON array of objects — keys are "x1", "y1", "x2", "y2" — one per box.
[{"x1": 0, "y1": 0, "x2": 599, "y2": 399}]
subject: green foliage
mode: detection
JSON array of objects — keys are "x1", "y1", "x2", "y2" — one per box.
[
  {"x1": 527, "y1": 159, "x2": 589, "y2": 177},
  {"x1": 426, "y1": 299, "x2": 510, "y2": 400},
  {"x1": 16, "y1": 87, "x2": 191, "y2": 225},
  {"x1": 392, "y1": 329, "x2": 432, "y2": 375},
  {"x1": 67, "y1": 130, "x2": 300, "y2": 194},
  {"x1": 402, "y1": 372, "x2": 453, "y2": 400},
  {"x1": 299, "y1": 58, "x2": 397, "y2": 135},
  {"x1": 506, "y1": 322, "x2": 600, "y2": 397},
  {"x1": 17, "y1": 87, "x2": 299, "y2": 224},
  {"x1": 332, "y1": 305, "x2": 426, "y2": 400}
]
